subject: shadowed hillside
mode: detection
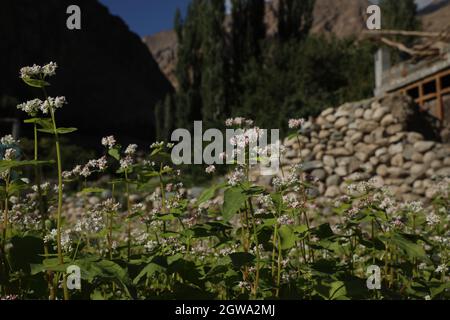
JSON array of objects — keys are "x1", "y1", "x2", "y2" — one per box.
[{"x1": 0, "y1": 0, "x2": 173, "y2": 146}]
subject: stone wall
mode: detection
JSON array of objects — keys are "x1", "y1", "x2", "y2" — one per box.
[{"x1": 256, "y1": 93, "x2": 450, "y2": 202}]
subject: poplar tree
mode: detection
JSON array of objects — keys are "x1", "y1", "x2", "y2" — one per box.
[
  {"x1": 278, "y1": 0, "x2": 315, "y2": 42},
  {"x1": 200, "y1": 0, "x2": 229, "y2": 128},
  {"x1": 379, "y1": 0, "x2": 421, "y2": 62}
]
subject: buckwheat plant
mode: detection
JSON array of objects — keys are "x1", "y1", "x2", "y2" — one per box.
[
  {"x1": 17, "y1": 62, "x2": 75, "y2": 300},
  {"x1": 1, "y1": 63, "x2": 448, "y2": 300}
]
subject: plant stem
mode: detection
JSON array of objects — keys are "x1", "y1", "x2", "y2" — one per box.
[
  {"x1": 271, "y1": 223, "x2": 278, "y2": 279},
  {"x1": 372, "y1": 218, "x2": 375, "y2": 265},
  {"x1": 159, "y1": 164, "x2": 167, "y2": 233},
  {"x1": 248, "y1": 199, "x2": 260, "y2": 298},
  {"x1": 108, "y1": 183, "x2": 116, "y2": 261},
  {"x1": 276, "y1": 237, "x2": 282, "y2": 298},
  {"x1": 125, "y1": 171, "x2": 131, "y2": 261},
  {"x1": 48, "y1": 101, "x2": 69, "y2": 300},
  {"x1": 2, "y1": 173, "x2": 9, "y2": 255},
  {"x1": 33, "y1": 122, "x2": 55, "y2": 299},
  {"x1": 303, "y1": 210, "x2": 314, "y2": 263},
  {"x1": 1, "y1": 172, "x2": 10, "y2": 293}
]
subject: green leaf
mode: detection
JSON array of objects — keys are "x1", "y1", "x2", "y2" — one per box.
[
  {"x1": 0, "y1": 160, "x2": 54, "y2": 173},
  {"x1": 390, "y1": 234, "x2": 430, "y2": 262},
  {"x1": 294, "y1": 224, "x2": 308, "y2": 234},
  {"x1": 286, "y1": 132, "x2": 300, "y2": 140},
  {"x1": 38, "y1": 127, "x2": 78, "y2": 135},
  {"x1": 229, "y1": 252, "x2": 255, "y2": 269},
  {"x1": 75, "y1": 258, "x2": 130, "y2": 284},
  {"x1": 168, "y1": 259, "x2": 203, "y2": 285},
  {"x1": 9, "y1": 235, "x2": 44, "y2": 273},
  {"x1": 22, "y1": 77, "x2": 50, "y2": 88},
  {"x1": 329, "y1": 281, "x2": 347, "y2": 300},
  {"x1": 31, "y1": 258, "x2": 67, "y2": 275},
  {"x1": 133, "y1": 262, "x2": 167, "y2": 285},
  {"x1": 313, "y1": 223, "x2": 335, "y2": 239},
  {"x1": 24, "y1": 118, "x2": 53, "y2": 129},
  {"x1": 430, "y1": 281, "x2": 450, "y2": 298},
  {"x1": 196, "y1": 183, "x2": 225, "y2": 206},
  {"x1": 81, "y1": 187, "x2": 105, "y2": 194},
  {"x1": 223, "y1": 187, "x2": 249, "y2": 222},
  {"x1": 108, "y1": 148, "x2": 120, "y2": 161},
  {"x1": 278, "y1": 225, "x2": 296, "y2": 250},
  {"x1": 7, "y1": 179, "x2": 29, "y2": 196}
]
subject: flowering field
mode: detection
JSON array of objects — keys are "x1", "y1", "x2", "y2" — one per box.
[{"x1": 0, "y1": 63, "x2": 449, "y2": 300}]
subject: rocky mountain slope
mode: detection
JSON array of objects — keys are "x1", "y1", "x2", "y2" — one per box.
[
  {"x1": 419, "y1": 0, "x2": 450, "y2": 31},
  {"x1": 1, "y1": 0, "x2": 173, "y2": 146},
  {"x1": 144, "y1": 0, "x2": 450, "y2": 89},
  {"x1": 142, "y1": 30, "x2": 179, "y2": 90}
]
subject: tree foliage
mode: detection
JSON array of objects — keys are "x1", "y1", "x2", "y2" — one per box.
[
  {"x1": 154, "y1": 0, "x2": 415, "y2": 139},
  {"x1": 379, "y1": 0, "x2": 421, "y2": 63}
]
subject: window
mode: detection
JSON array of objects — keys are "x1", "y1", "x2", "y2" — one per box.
[
  {"x1": 442, "y1": 74, "x2": 450, "y2": 89},
  {"x1": 407, "y1": 86, "x2": 419, "y2": 99},
  {"x1": 423, "y1": 80, "x2": 437, "y2": 95}
]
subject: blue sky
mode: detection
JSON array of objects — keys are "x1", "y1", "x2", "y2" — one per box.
[
  {"x1": 99, "y1": 0, "x2": 190, "y2": 36},
  {"x1": 99, "y1": 0, "x2": 432, "y2": 37}
]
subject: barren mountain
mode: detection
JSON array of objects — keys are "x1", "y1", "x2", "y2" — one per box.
[
  {"x1": 144, "y1": 0, "x2": 450, "y2": 88},
  {"x1": 142, "y1": 30, "x2": 178, "y2": 89},
  {"x1": 419, "y1": 0, "x2": 450, "y2": 32},
  {"x1": 1, "y1": 0, "x2": 173, "y2": 145}
]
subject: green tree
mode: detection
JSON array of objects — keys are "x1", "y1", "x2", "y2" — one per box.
[
  {"x1": 200, "y1": 0, "x2": 229, "y2": 128},
  {"x1": 174, "y1": 0, "x2": 205, "y2": 131},
  {"x1": 278, "y1": 0, "x2": 315, "y2": 42},
  {"x1": 379, "y1": 0, "x2": 421, "y2": 62}
]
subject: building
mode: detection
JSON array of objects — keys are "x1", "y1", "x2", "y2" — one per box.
[{"x1": 374, "y1": 44, "x2": 450, "y2": 124}]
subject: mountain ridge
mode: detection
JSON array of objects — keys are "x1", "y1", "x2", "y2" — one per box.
[{"x1": 144, "y1": 0, "x2": 450, "y2": 88}]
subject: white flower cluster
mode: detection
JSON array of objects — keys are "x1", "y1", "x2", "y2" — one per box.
[
  {"x1": 32, "y1": 182, "x2": 51, "y2": 193},
  {"x1": 17, "y1": 96, "x2": 66, "y2": 115},
  {"x1": 102, "y1": 198, "x2": 121, "y2": 213},
  {"x1": 44, "y1": 229, "x2": 58, "y2": 244},
  {"x1": 9, "y1": 202, "x2": 42, "y2": 231},
  {"x1": 120, "y1": 156, "x2": 134, "y2": 170},
  {"x1": 229, "y1": 128, "x2": 261, "y2": 150},
  {"x1": 150, "y1": 141, "x2": 172, "y2": 149},
  {"x1": 19, "y1": 62, "x2": 57, "y2": 79},
  {"x1": 64, "y1": 156, "x2": 108, "y2": 179},
  {"x1": 3, "y1": 148, "x2": 16, "y2": 161},
  {"x1": 435, "y1": 264, "x2": 447, "y2": 274},
  {"x1": 16, "y1": 98, "x2": 42, "y2": 115},
  {"x1": 400, "y1": 201, "x2": 423, "y2": 214},
  {"x1": 225, "y1": 117, "x2": 254, "y2": 127},
  {"x1": 272, "y1": 165, "x2": 302, "y2": 190},
  {"x1": 283, "y1": 194, "x2": 301, "y2": 209},
  {"x1": 257, "y1": 194, "x2": 274, "y2": 209},
  {"x1": 347, "y1": 180, "x2": 377, "y2": 195},
  {"x1": 75, "y1": 205, "x2": 106, "y2": 234},
  {"x1": 288, "y1": 118, "x2": 305, "y2": 129},
  {"x1": 101, "y1": 136, "x2": 116, "y2": 149},
  {"x1": 238, "y1": 281, "x2": 251, "y2": 290},
  {"x1": 0, "y1": 134, "x2": 17, "y2": 145},
  {"x1": 205, "y1": 165, "x2": 216, "y2": 174},
  {"x1": 125, "y1": 144, "x2": 138, "y2": 155},
  {"x1": 277, "y1": 214, "x2": 295, "y2": 225},
  {"x1": 144, "y1": 240, "x2": 158, "y2": 252},
  {"x1": 426, "y1": 212, "x2": 441, "y2": 226},
  {"x1": 227, "y1": 167, "x2": 246, "y2": 186}
]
